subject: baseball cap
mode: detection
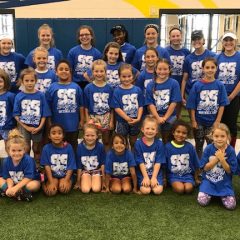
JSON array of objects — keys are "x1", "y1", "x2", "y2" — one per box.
[
  {"x1": 110, "y1": 25, "x2": 126, "y2": 34},
  {"x1": 191, "y1": 30, "x2": 204, "y2": 41},
  {"x1": 222, "y1": 32, "x2": 237, "y2": 40},
  {"x1": 0, "y1": 34, "x2": 13, "y2": 41}
]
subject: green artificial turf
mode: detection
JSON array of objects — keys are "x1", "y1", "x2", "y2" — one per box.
[{"x1": 0, "y1": 177, "x2": 240, "y2": 240}]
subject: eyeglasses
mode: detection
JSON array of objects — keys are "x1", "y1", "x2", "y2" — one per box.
[{"x1": 79, "y1": 33, "x2": 91, "y2": 37}]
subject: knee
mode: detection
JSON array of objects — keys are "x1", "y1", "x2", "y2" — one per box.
[
  {"x1": 184, "y1": 184, "x2": 194, "y2": 194},
  {"x1": 153, "y1": 185, "x2": 163, "y2": 195},
  {"x1": 81, "y1": 186, "x2": 91, "y2": 194},
  {"x1": 122, "y1": 185, "x2": 132, "y2": 194},
  {"x1": 172, "y1": 185, "x2": 184, "y2": 194},
  {"x1": 140, "y1": 186, "x2": 151, "y2": 195},
  {"x1": 92, "y1": 185, "x2": 101, "y2": 193},
  {"x1": 111, "y1": 185, "x2": 122, "y2": 194}
]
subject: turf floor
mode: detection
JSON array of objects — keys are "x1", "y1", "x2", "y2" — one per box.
[{"x1": 0, "y1": 177, "x2": 240, "y2": 240}]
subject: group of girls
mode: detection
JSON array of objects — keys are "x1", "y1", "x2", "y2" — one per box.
[{"x1": 0, "y1": 22, "x2": 239, "y2": 210}]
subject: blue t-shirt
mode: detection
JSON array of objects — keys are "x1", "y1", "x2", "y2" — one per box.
[
  {"x1": 186, "y1": 79, "x2": 229, "y2": 126},
  {"x1": 199, "y1": 144, "x2": 237, "y2": 196},
  {"x1": 135, "y1": 68, "x2": 154, "y2": 96},
  {"x1": 46, "y1": 82, "x2": 84, "y2": 132},
  {"x1": 111, "y1": 85, "x2": 144, "y2": 122},
  {"x1": 165, "y1": 45, "x2": 190, "y2": 85},
  {"x1": 132, "y1": 45, "x2": 171, "y2": 71},
  {"x1": 35, "y1": 69, "x2": 58, "y2": 93},
  {"x1": 2, "y1": 154, "x2": 40, "y2": 182},
  {"x1": 165, "y1": 141, "x2": 199, "y2": 184},
  {"x1": 0, "y1": 91, "x2": 16, "y2": 130},
  {"x1": 183, "y1": 49, "x2": 216, "y2": 94},
  {"x1": 25, "y1": 47, "x2": 63, "y2": 71},
  {"x1": 134, "y1": 138, "x2": 166, "y2": 183},
  {"x1": 76, "y1": 141, "x2": 105, "y2": 171},
  {"x1": 13, "y1": 91, "x2": 51, "y2": 127},
  {"x1": 84, "y1": 82, "x2": 113, "y2": 115},
  {"x1": 67, "y1": 45, "x2": 102, "y2": 83},
  {"x1": 105, "y1": 149, "x2": 136, "y2": 179},
  {"x1": 40, "y1": 142, "x2": 76, "y2": 178},
  {"x1": 0, "y1": 52, "x2": 26, "y2": 88},
  {"x1": 145, "y1": 78, "x2": 181, "y2": 120},
  {"x1": 87, "y1": 61, "x2": 138, "y2": 89},
  {"x1": 216, "y1": 51, "x2": 240, "y2": 95},
  {"x1": 121, "y1": 42, "x2": 136, "y2": 64}
]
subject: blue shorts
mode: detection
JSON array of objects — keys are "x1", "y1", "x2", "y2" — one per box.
[
  {"x1": 0, "y1": 130, "x2": 10, "y2": 140},
  {"x1": 116, "y1": 121, "x2": 141, "y2": 136}
]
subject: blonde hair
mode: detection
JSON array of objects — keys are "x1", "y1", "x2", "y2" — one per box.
[
  {"x1": 91, "y1": 59, "x2": 107, "y2": 82},
  {"x1": 208, "y1": 123, "x2": 231, "y2": 143},
  {"x1": 83, "y1": 123, "x2": 100, "y2": 143},
  {"x1": 38, "y1": 24, "x2": 55, "y2": 47},
  {"x1": 142, "y1": 115, "x2": 159, "y2": 129},
  {"x1": 33, "y1": 46, "x2": 49, "y2": 58},
  {"x1": 18, "y1": 67, "x2": 37, "y2": 86},
  {"x1": 6, "y1": 128, "x2": 27, "y2": 152}
]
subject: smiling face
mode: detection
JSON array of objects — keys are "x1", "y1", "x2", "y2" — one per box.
[
  {"x1": 192, "y1": 37, "x2": 204, "y2": 50},
  {"x1": 222, "y1": 37, "x2": 236, "y2": 53},
  {"x1": 79, "y1": 28, "x2": 92, "y2": 47},
  {"x1": 34, "y1": 50, "x2": 48, "y2": 70},
  {"x1": 172, "y1": 125, "x2": 188, "y2": 145},
  {"x1": 112, "y1": 135, "x2": 126, "y2": 155},
  {"x1": 155, "y1": 61, "x2": 170, "y2": 82},
  {"x1": 0, "y1": 38, "x2": 13, "y2": 55},
  {"x1": 56, "y1": 62, "x2": 71, "y2": 82},
  {"x1": 212, "y1": 128, "x2": 228, "y2": 149},
  {"x1": 22, "y1": 74, "x2": 37, "y2": 92},
  {"x1": 106, "y1": 47, "x2": 119, "y2": 64},
  {"x1": 93, "y1": 64, "x2": 106, "y2": 83},
  {"x1": 49, "y1": 126, "x2": 64, "y2": 146},
  {"x1": 145, "y1": 49, "x2": 158, "y2": 69},
  {"x1": 84, "y1": 128, "x2": 98, "y2": 147},
  {"x1": 145, "y1": 27, "x2": 158, "y2": 46},
  {"x1": 39, "y1": 29, "x2": 52, "y2": 48},
  {"x1": 169, "y1": 29, "x2": 182, "y2": 47},
  {"x1": 141, "y1": 120, "x2": 158, "y2": 140},
  {"x1": 8, "y1": 143, "x2": 25, "y2": 163},
  {"x1": 120, "y1": 68, "x2": 133, "y2": 87},
  {"x1": 202, "y1": 60, "x2": 217, "y2": 81},
  {"x1": 113, "y1": 30, "x2": 125, "y2": 45}
]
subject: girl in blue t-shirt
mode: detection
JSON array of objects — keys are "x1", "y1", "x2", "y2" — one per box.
[
  {"x1": 1, "y1": 129, "x2": 41, "y2": 201},
  {"x1": 197, "y1": 123, "x2": 237, "y2": 210},
  {"x1": 46, "y1": 59, "x2": 84, "y2": 151},
  {"x1": 145, "y1": 58, "x2": 182, "y2": 143},
  {"x1": 0, "y1": 69, "x2": 16, "y2": 145},
  {"x1": 67, "y1": 25, "x2": 102, "y2": 89},
  {"x1": 25, "y1": 24, "x2": 63, "y2": 72},
  {"x1": 136, "y1": 47, "x2": 159, "y2": 96},
  {"x1": 165, "y1": 120, "x2": 200, "y2": 194},
  {"x1": 111, "y1": 63, "x2": 144, "y2": 150},
  {"x1": 33, "y1": 47, "x2": 58, "y2": 93},
  {"x1": 40, "y1": 124, "x2": 76, "y2": 196},
  {"x1": 84, "y1": 59, "x2": 114, "y2": 151},
  {"x1": 181, "y1": 30, "x2": 216, "y2": 105},
  {"x1": 132, "y1": 24, "x2": 170, "y2": 71},
  {"x1": 105, "y1": 133, "x2": 138, "y2": 194},
  {"x1": 74, "y1": 123, "x2": 105, "y2": 193},
  {"x1": 186, "y1": 57, "x2": 229, "y2": 158},
  {"x1": 0, "y1": 34, "x2": 26, "y2": 93},
  {"x1": 13, "y1": 67, "x2": 51, "y2": 163},
  {"x1": 134, "y1": 115, "x2": 166, "y2": 195}
]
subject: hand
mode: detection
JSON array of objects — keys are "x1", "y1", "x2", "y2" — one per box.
[
  {"x1": 191, "y1": 121, "x2": 198, "y2": 129},
  {"x1": 158, "y1": 117, "x2": 166, "y2": 125},
  {"x1": 128, "y1": 118, "x2": 139, "y2": 126},
  {"x1": 141, "y1": 176, "x2": 150, "y2": 187},
  {"x1": 195, "y1": 178, "x2": 201, "y2": 186},
  {"x1": 126, "y1": 117, "x2": 134, "y2": 124},
  {"x1": 215, "y1": 149, "x2": 226, "y2": 163},
  {"x1": 105, "y1": 187, "x2": 110, "y2": 193},
  {"x1": 132, "y1": 188, "x2": 141, "y2": 195},
  {"x1": 59, "y1": 178, "x2": 71, "y2": 193},
  {"x1": 31, "y1": 127, "x2": 41, "y2": 134},
  {"x1": 25, "y1": 125, "x2": 35, "y2": 133},
  {"x1": 6, "y1": 186, "x2": 19, "y2": 197},
  {"x1": 182, "y1": 98, "x2": 186, "y2": 106},
  {"x1": 73, "y1": 182, "x2": 81, "y2": 190},
  {"x1": 46, "y1": 181, "x2": 57, "y2": 194},
  {"x1": 150, "y1": 177, "x2": 159, "y2": 188}
]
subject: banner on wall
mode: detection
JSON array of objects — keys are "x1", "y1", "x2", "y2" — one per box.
[{"x1": 2, "y1": 0, "x2": 240, "y2": 18}]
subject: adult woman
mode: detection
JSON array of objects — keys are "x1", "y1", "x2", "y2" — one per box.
[{"x1": 216, "y1": 31, "x2": 240, "y2": 148}]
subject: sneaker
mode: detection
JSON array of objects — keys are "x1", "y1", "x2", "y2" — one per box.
[{"x1": 15, "y1": 190, "x2": 33, "y2": 202}]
